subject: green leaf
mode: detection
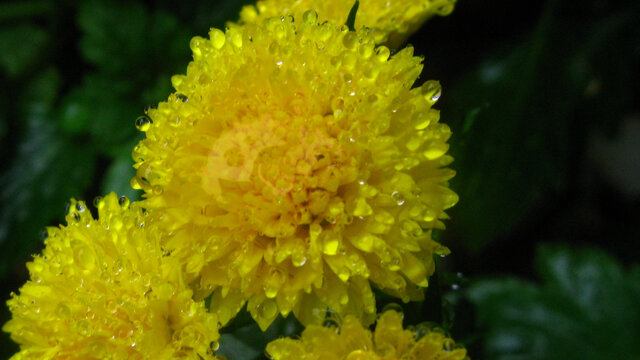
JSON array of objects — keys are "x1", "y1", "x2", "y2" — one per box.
[
  {"x1": 576, "y1": 8, "x2": 640, "y2": 136},
  {"x1": 218, "y1": 314, "x2": 302, "y2": 360},
  {"x1": 77, "y1": 0, "x2": 190, "y2": 79},
  {"x1": 467, "y1": 245, "x2": 640, "y2": 360},
  {"x1": 73, "y1": 0, "x2": 192, "y2": 156},
  {"x1": 445, "y1": 1, "x2": 640, "y2": 253},
  {"x1": 0, "y1": 23, "x2": 49, "y2": 77},
  {"x1": 0, "y1": 69, "x2": 96, "y2": 275},
  {"x1": 446, "y1": 0, "x2": 621, "y2": 252},
  {"x1": 58, "y1": 75, "x2": 140, "y2": 154},
  {"x1": 0, "y1": 1, "x2": 53, "y2": 23}
]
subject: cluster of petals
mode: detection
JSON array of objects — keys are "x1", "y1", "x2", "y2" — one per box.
[
  {"x1": 132, "y1": 11, "x2": 457, "y2": 330},
  {"x1": 266, "y1": 309, "x2": 468, "y2": 360},
  {"x1": 237, "y1": 0, "x2": 457, "y2": 46},
  {"x1": 3, "y1": 193, "x2": 220, "y2": 360}
]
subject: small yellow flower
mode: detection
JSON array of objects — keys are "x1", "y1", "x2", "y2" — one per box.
[
  {"x1": 132, "y1": 13, "x2": 457, "y2": 330},
  {"x1": 237, "y1": 0, "x2": 457, "y2": 46},
  {"x1": 3, "y1": 193, "x2": 220, "y2": 360},
  {"x1": 266, "y1": 309, "x2": 469, "y2": 359}
]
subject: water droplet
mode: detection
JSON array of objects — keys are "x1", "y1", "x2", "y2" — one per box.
[
  {"x1": 291, "y1": 252, "x2": 307, "y2": 267},
  {"x1": 436, "y1": 3, "x2": 455, "y2": 15},
  {"x1": 331, "y1": 97, "x2": 344, "y2": 114},
  {"x1": 322, "y1": 318, "x2": 340, "y2": 329},
  {"x1": 93, "y1": 196, "x2": 103, "y2": 209},
  {"x1": 40, "y1": 229, "x2": 48, "y2": 242},
  {"x1": 375, "y1": 46, "x2": 390, "y2": 62},
  {"x1": 421, "y1": 80, "x2": 442, "y2": 104},
  {"x1": 118, "y1": 196, "x2": 130, "y2": 208},
  {"x1": 230, "y1": 29, "x2": 243, "y2": 47},
  {"x1": 75, "y1": 202, "x2": 85, "y2": 212},
  {"x1": 130, "y1": 177, "x2": 142, "y2": 190},
  {"x1": 391, "y1": 191, "x2": 405, "y2": 205},
  {"x1": 414, "y1": 323, "x2": 432, "y2": 340},
  {"x1": 209, "y1": 28, "x2": 226, "y2": 49},
  {"x1": 175, "y1": 93, "x2": 188, "y2": 102},
  {"x1": 76, "y1": 245, "x2": 95, "y2": 270},
  {"x1": 55, "y1": 302, "x2": 71, "y2": 318},
  {"x1": 412, "y1": 111, "x2": 435, "y2": 130},
  {"x1": 135, "y1": 115, "x2": 152, "y2": 132},
  {"x1": 210, "y1": 341, "x2": 220, "y2": 351},
  {"x1": 87, "y1": 340, "x2": 107, "y2": 357},
  {"x1": 434, "y1": 245, "x2": 450, "y2": 257},
  {"x1": 421, "y1": 141, "x2": 448, "y2": 161},
  {"x1": 382, "y1": 302, "x2": 404, "y2": 316},
  {"x1": 342, "y1": 32, "x2": 358, "y2": 49},
  {"x1": 156, "y1": 283, "x2": 174, "y2": 299},
  {"x1": 257, "y1": 299, "x2": 278, "y2": 319},
  {"x1": 442, "y1": 339, "x2": 455, "y2": 352},
  {"x1": 105, "y1": 299, "x2": 118, "y2": 313},
  {"x1": 302, "y1": 10, "x2": 317, "y2": 24},
  {"x1": 322, "y1": 236, "x2": 339, "y2": 255}
]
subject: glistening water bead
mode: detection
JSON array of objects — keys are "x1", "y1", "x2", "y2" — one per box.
[
  {"x1": 135, "y1": 115, "x2": 152, "y2": 132},
  {"x1": 4, "y1": 194, "x2": 220, "y2": 359},
  {"x1": 132, "y1": 12, "x2": 458, "y2": 330}
]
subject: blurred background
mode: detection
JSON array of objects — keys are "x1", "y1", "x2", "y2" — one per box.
[{"x1": 0, "y1": 0, "x2": 638, "y2": 358}]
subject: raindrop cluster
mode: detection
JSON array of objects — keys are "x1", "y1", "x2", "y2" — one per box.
[
  {"x1": 132, "y1": 11, "x2": 457, "y2": 330},
  {"x1": 3, "y1": 194, "x2": 219, "y2": 359}
]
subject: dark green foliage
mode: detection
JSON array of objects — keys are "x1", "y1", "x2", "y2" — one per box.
[
  {"x1": 218, "y1": 313, "x2": 303, "y2": 360},
  {"x1": 445, "y1": 0, "x2": 640, "y2": 252},
  {"x1": 0, "y1": 0, "x2": 194, "y2": 280},
  {"x1": 0, "y1": 24, "x2": 49, "y2": 78},
  {"x1": 0, "y1": 69, "x2": 96, "y2": 275},
  {"x1": 467, "y1": 245, "x2": 640, "y2": 360}
]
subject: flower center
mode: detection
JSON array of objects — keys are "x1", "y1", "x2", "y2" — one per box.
[{"x1": 202, "y1": 114, "x2": 358, "y2": 238}]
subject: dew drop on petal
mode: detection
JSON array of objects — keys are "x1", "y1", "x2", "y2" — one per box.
[
  {"x1": 135, "y1": 115, "x2": 152, "y2": 132},
  {"x1": 392, "y1": 191, "x2": 405, "y2": 205},
  {"x1": 302, "y1": 10, "x2": 317, "y2": 24},
  {"x1": 382, "y1": 303, "x2": 404, "y2": 317},
  {"x1": 118, "y1": 195, "x2": 130, "y2": 208},
  {"x1": 421, "y1": 80, "x2": 442, "y2": 104},
  {"x1": 209, "y1": 28, "x2": 226, "y2": 49}
]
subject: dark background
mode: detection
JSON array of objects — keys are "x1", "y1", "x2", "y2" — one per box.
[{"x1": 1, "y1": 0, "x2": 638, "y2": 358}]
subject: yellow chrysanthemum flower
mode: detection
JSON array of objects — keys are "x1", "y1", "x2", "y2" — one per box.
[
  {"x1": 132, "y1": 13, "x2": 457, "y2": 330},
  {"x1": 266, "y1": 309, "x2": 469, "y2": 359},
  {"x1": 3, "y1": 193, "x2": 220, "y2": 360},
  {"x1": 237, "y1": 0, "x2": 456, "y2": 46}
]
